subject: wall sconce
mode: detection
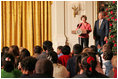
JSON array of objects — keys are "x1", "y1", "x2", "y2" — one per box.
[{"x1": 72, "y1": 5, "x2": 79, "y2": 18}]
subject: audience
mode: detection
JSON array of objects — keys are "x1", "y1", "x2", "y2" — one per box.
[
  {"x1": 1, "y1": 40, "x2": 117, "y2": 78},
  {"x1": 17, "y1": 48, "x2": 30, "y2": 70},
  {"x1": 1, "y1": 53, "x2": 22, "y2": 78},
  {"x1": 67, "y1": 44, "x2": 82, "y2": 77},
  {"x1": 58, "y1": 45, "x2": 71, "y2": 67},
  {"x1": 20, "y1": 56, "x2": 37, "y2": 78},
  {"x1": 32, "y1": 46, "x2": 42, "y2": 59},
  {"x1": 47, "y1": 51, "x2": 69, "y2": 78},
  {"x1": 74, "y1": 52, "x2": 108, "y2": 78},
  {"x1": 102, "y1": 49, "x2": 113, "y2": 76},
  {"x1": 90, "y1": 45, "x2": 103, "y2": 74},
  {"x1": 57, "y1": 46, "x2": 63, "y2": 58},
  {"x1": 30, "y1": 59, "x2": 53, "y2": 78},
  {"x1": 38, "y1": 41, "x2": 53, "y2": 59},
  {"x1": 1, "y1": 46, "x2": 9, "y2": 68}
]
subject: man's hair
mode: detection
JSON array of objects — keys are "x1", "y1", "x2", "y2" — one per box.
[
  {"x1": 47, "y1": 51, "x2": 58, "y2": 63},
  {"x1": 81, "y1": 15, "x2": 87, "y2": 20},
  {"x1": 103, "y1": 49, "x2": 113, "y2": 60},
  {"x1": 57, "y1": 46, "x2": 63, "y2": 50},
  {"x1": 35, "y1": 59, "x2": 53, "y2": 76},
  {"x1": 73, "y1": 44, "x2": 82, "y2": 54},
  {"x1": 43, "y1": 41, "x2": 53, "y2": 52},
  {"x1": 34, "y1": 46, "x2": 42, "y2": 54},
  {"x1": 111, "y1": 55, "x2": 117, "y2": 68},
  {"x1": 19, "y1": 48, "x2": 30, "y2": 61},
  {"x1": 90, "y1": 45, "x2": 98, "y2": 53},
  {"x1": 21, "y1": 56, "x2": 37, "y2": 72},
  {"x1": 61, "y1": 45, "x2": 70, "y2": 55},
  {"x1": 98, "y1": 11, "x2": 104, "y2": 16},
  {"x1": 2, "y1": 53, "x2": 15, "y2": 72}
]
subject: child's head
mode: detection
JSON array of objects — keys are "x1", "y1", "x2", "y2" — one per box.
[
  {"x1": 102, "y1": 44, "x2": 111, "y2": 53},
  {"x1": 73, "y1": 44, "x2": 82, "y2": 55},
  {"x1": 35, "y1": 59, "x2": 53, "y2": 76},
  {"x1": 76, "y1": 51, "x2": 97, "y2": 77},
  {"x1": 57, "y1": 46, "x2": 63, "y2": 55},
  {"x1": 103, "y1": 49, "x2": 113, "y2": 60},
  {"x1": 8, "y1": 45, "x2": 19, "y2": 57},
  {"x1": 61, "y1": 45, "x2": 71, "y2": 55},
  {"x1": 19, "y1": 48, "x2": 30, "y2": 61},
  {"x1": 47, "y1": 51, "x2": 58, "y2": 63},
  {"x1": 90, "y1": 45, "x2": 98, "y2": 53},
  {"x1": 82, "y1": 48, "x2": 94, "y2": 53},
  {"x1": 2, "y1": 46, "x2": 9, "y2": 54},
  {"x1": 33, "y1": 46, "x2": 42, "y2": 54},
  {"x1": 21, "y1": 56, "x2": 37, "y2": 75},
  {"x1": 43, "y1": 41, "x2": 53, "y2": 52},
  {"x1": 2, "y1": 53, "x2": 15, "y2": 72}
]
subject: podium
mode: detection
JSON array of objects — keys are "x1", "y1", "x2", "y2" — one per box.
[{"x1": 71, "y1": 28, "x2": 87, "y2": 35}]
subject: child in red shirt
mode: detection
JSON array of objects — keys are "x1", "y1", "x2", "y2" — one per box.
[{"x1": 58, "y1": 45, "x2": 71, "y2": 67}]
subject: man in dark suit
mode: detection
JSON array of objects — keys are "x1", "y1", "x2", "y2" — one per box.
[{"x1": 93, "y1": 12, "x2": 109, "y2": 47}]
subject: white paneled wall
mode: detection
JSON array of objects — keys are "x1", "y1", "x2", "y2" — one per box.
[{"x1": 51, "y1": 1, "x2": 98, "y2": 52}]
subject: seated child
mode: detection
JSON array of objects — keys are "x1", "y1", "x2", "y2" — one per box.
[
  {"x1": 57, "y1": 46, "x2": 63, "y2": 58},
  {"x1": 1, "y1": 53, "x2": 22, "y2": 78},
  {"x1": 58, "y1": 45, "x2": 71, "y2": 67},
  {"x1": 20, "y1": 56, "x2": 37, "y2": 78},
  {"x1": 102, "y1": 49, "x2": 113, "y2": 76}
]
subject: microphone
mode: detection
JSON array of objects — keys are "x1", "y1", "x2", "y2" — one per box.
[{"x1": 77, "y1": 23, "x2": 82, "y2": 28}]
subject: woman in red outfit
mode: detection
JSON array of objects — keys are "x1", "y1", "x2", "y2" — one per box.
[{"x1": 76, "y1": 15, "x2": 92, "y2": 48}]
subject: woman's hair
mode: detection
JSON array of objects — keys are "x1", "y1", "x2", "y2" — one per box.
[
  {"x1": 8, "y1": 45, "x2": 19, "y2": 57},
  {"x1": 102, "y1": 44, "x2": 111, "y2": 52},
  {"x1": 2, "y1": 53, "x2": 15, "y2": 72},
  {"x1": 33, "y1": 46, "x2": 42, "y2": 54},
  {"x1": 21, "y1": 56, "x2": 37, "y2": 72},
  {"x1": 75, "y1": 54, "x2": 82, "y2": 74},
  {"x1": 103, "y1": 49, "x2": 113, "y2": 60},
  {"x1": 76, "y1": 52, "x2": 97, "y2": 77},
  {"x1": 82, "y1": 48, "x2": 94, "y2": 53},
  {"x1": 19, "y1": 48, "x2": 30, "y2": 61},
  {"x1": 35, "y1": 59, "x2": 53, "y2": 77},
  {"x1": 47, "y1": 51, "x2": 58, "y2": 63},
  {"x1": 61, "y1": 45, "x2": 71, "y2": 55},
  {"x1": 43, "y1": 41, "x2": 53, "y2": 52},
  {"x1": 81, "y1": 15, "x2": 87, "y2": 20}
]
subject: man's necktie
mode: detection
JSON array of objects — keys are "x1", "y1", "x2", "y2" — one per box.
[{"x1": 99, "y1": 20, "x2": 101, "y2": 29}]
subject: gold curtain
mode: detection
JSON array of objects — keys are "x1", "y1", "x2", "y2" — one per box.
[{"x1": 1, "y1": 1, "x2": 52, "y2": 56}]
